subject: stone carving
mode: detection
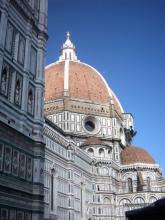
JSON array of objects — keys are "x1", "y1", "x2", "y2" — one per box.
[
  {"x1": 12, "y1": 150, "x2": 19, "y2": 176},
  {"x1": 5, "y1": 22, "x2": 14, "y2": 53},
  {"x1": 14, "y1": 75, "x2": 22, "y2": 105},
  {"x1": 18, "y1": 36, "x2": 25, "y2": 65},
  {"x1": 4, "y1": 146, "x2": 12, "y2": 174},
  {"x1": 86, "y1": 200, "x2": 92, "y2": 220},
  {"x1": 26, "y1": 156, "x2": 33, "y2": 181},
  {"x1": 30, "y1": 46, "x2": 37, "y2": 75},
  {"x1": 44, "y1": 126, "x2": 69, "y2": 147},
  {"x1": 27, "y1": 87, "x2": 34, "y2": 114},
  {"x1": 0, "y1": 66, "x2": 8, "y2": 95},
  {"x1": 19, "y1": 153, "x2": 26, "y2": 179},
  {"x1": 14, "y1": 0, "x2": 33, "y2": 19},
  {"x1": 1, "y1": 208, "x2": 8, "y2": 220}
]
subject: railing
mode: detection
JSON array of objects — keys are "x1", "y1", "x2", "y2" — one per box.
[
  {"x1": 90, "y1": 155, "x2": 112, "y2": 162},
  {"x1": 94, "y1": 180, "x2": 165, "y2": 194},
  {"x1": 120, "y1": 180, "x2": 165, "y2": 193}
]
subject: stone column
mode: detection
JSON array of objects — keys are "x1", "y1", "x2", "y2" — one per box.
[
  {"x1": 49, "y1": 168, "x2": 58, "y2": 220},
  {"x1": 24, "y1": 22, "x2": 31, "y2": 73},
  {"x1": 21, "y1": 74, "x2": 28, "y2": 112},
  {"x1": 0, "y1": 3, "x2": 8, "y2": 49},
  {"x1": 0, "y1": 2, "x2": 8, "y2": 80},
  {"x1": 38, "y1": 0, "x2": 48, "y2": 31},
  {"x1": 81, "y1": 177, "x2": 86, "y2": 220}
]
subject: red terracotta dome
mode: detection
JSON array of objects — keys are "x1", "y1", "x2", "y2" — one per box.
[
  {"x1": 121, "y1": 146, "x2": 155, "y2": 165},
  {"x1": 45, "y1": 61, "x2": 65, "y2": 100},
  {"x1": 45, "y1": 34, "x2": 123, "y2": 113},
  {"x1": 45, "y1": 61, "x2": 123, "y2": 113},
  {"x1": 46, "y1": 61, "x2": 111, "y2": 102}
]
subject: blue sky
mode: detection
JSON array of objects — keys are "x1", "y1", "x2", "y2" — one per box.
[{"x1": 47, "y1": 0, "x2": 165, "y2": 175}]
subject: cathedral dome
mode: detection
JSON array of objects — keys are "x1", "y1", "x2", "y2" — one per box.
[
  {"x1": 45, "y1": 33, "x2": 123, "y2": 113},
  {"x1": 45, "y1": 61, "x2": 110, "y2": 103},
  {"x1": 121, "y1": 146, "x2": 155, "y2": 165}
]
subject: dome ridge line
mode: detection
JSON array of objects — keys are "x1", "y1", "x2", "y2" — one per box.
[
  {"x1": 45, "y1": 61, "x2": 60, "y2": 70},
  {"x1": 45, "y1": 60, "x2": 124, "y2": 112},
  {"x1": 79, "y1": 61, "x2": 124, "y2": 113},
  {"x1": 64, "y1": 59, "x2": 69, "y2": 96}
]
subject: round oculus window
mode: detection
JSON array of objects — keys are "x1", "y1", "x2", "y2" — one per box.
[
  {"x1": 85, "y1": 120, "x2": 95, "y2": 132},
  {"x1": 83, "y1": 116, "x2": 100, "y2": 134}
]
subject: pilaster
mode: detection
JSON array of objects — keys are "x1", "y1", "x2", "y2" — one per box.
[{"x1": 0, "y1": 3, "x2": 8, "y2": 49}]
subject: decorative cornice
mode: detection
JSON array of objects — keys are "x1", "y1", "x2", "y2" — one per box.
[
  {"x1": 120, "y1": 163, "x2": 161, "y2": 172},
  {"x1": 12, "y1": 0, "x2": 34, "y2": 21},
  {"x1": 44, "y1": 124, "x2": 69, "y2": 148}
]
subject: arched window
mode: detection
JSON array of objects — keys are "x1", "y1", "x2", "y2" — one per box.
[
  {"x1": 108, "y1": 149, "x2": 111, "y2": 154},
  {"x1": 99, "y1": 148, "x2": 104, "y2": 157},
  {"x1": 87, "y1": 148, "x2": 94, "y2": 156},
  {"x1": 5, "y1": 23, "x2": 14, "y2": 53},
  {"x1": 30, "y1": 46, "x2": 37, "y2": 75},
  {"x1": 15, "y1": 79, "x2": 21, "y2": 105},
  {"x1": 119, "y1": 199, "x2": 131, "y2": 216},
  {"x1": 128, "y1": 178, "x2": 133, "y2": 192},
  {"x1": 27, "y1": 89, "x2": 34, "y2": 115},
  {"x1": 149, "y1": 196, "x2": 157, "y2": 203},
  {"x1": 102, "y1": 167, "x2": 108, "y2": 175},
  {"x1": 134, "y1": 197, "x2": 145, "y2": 209},
  {"x1": 0, "y1": 67, "x2": 8, "y2": 95},
  {"x1": 147, "y1": 177, "x2": 151, "y2": 191},
  {"x1": 134, "y1": 197, "x2": 145, "y2": 204},
  {"x1": 18, "y1": 36, "x2": 25, "y2": 65},
  {"x1": 119, "y1": 198, "x2": 131, "y2": 205},
  {"x1": 104, "y1": 197, "x2": 111, "y2": 204}
]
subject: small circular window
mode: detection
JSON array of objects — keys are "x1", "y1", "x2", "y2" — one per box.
[
  {"x1": 85, "y1": 120, "x2": 95, "y2": 131},
  {"x1": 83, "y1": 116, "x2": 100, "y2": 134}
]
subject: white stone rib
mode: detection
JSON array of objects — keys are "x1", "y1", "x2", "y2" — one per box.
[
  {"x1": 45, "y1": 60, "x2": 124, "y2": 113},
  {"x1": 64, "y1": 59, "x2": 69, "y2": 91},
  {"x1": 77, "y1": 61, "x2": 124, "y2": 113}
]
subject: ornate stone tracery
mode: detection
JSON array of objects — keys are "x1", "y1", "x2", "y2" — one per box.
[{"x1": 0, "y1": 65, "x2": 9, "y2": 96}]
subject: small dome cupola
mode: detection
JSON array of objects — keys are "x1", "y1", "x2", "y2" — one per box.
[
  {"x1": 59, "y1": 32, "x2": 78, "y2": 61},
  {"x1": 120, "y1": 146, "x2": 155, "y2": 165}
]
